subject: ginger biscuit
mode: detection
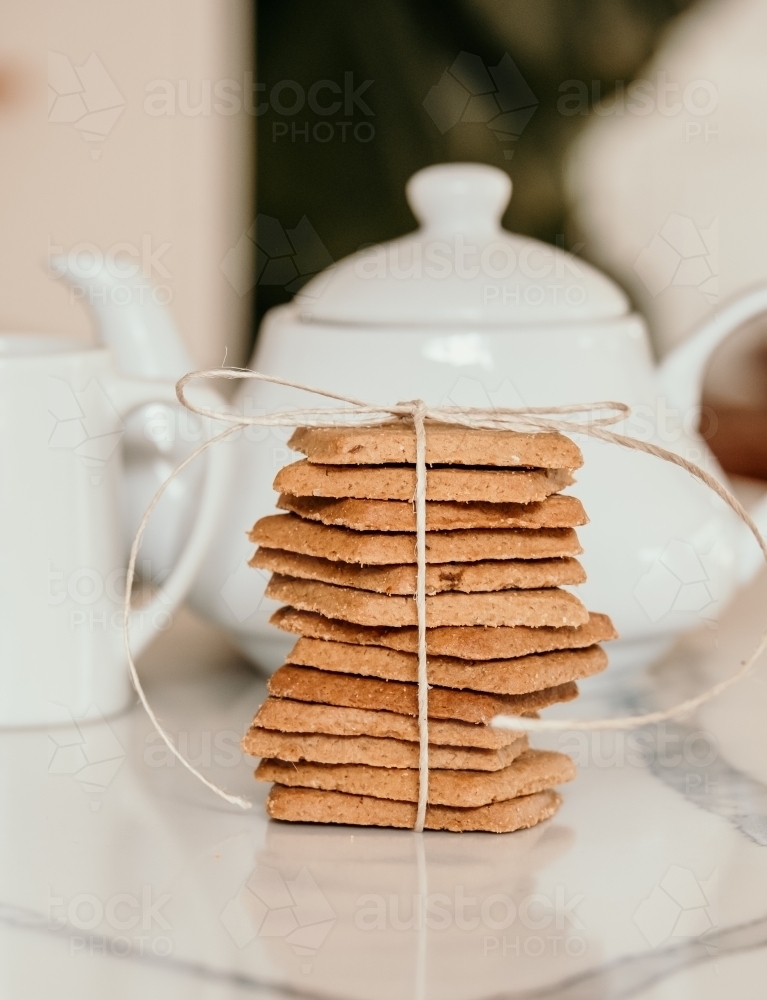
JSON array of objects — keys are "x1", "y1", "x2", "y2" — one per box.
[
  {"x1": 266, "y1": 784, "x2": 563, "y2": 832},
  {"x1": 267, "y1": 664, "x2": 578, "y2": 723},
  {"x1": 256, "y1": 749, "x2": 576, "y2": 808},
  {"x1": 251, "y1": 697, "x2": 522, "y2": 749},
  {"x1": 285, "y1": 637, "x2": 607, "y2": 694},
  {"x1": 265, "y1": 575, "x2": 589, "y2": 628},
  {"x1": 274, "y1": 459, "x2": 574, "y2": 504},
  {"x1": 277, "y1": 493, "x2": 588, "y2": 532},
  {"x1": 251, "y1": 547, "x2": 586, "y2": 594},
  {"x1": 271, "y1": 607, "x2": 617, "y2": 659},
  {"x1": 242, "y1": 727, "x2": 529, "y2": 771},
  {"x1": 249, "y1": 514, "x2": 583, "y2": 564},
  {"x1": 288, "y1": 423, "x2": 583, "y2": 470}
]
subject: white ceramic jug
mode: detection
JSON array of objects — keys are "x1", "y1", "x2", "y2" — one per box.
[
  {"x1": 55, "y1": 163, "x2": 767, "y2": 675},
  {"x1": 0, "y1": 334, "x2": 231, "y2": 726}
]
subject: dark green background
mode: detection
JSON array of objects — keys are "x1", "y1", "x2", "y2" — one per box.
[{"x1": 253, "y1": 0, "x2": 693, "y2": 341}]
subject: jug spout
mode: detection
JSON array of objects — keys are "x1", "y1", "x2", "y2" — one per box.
[{"x1": 50, "y1": 255, "x2": 193, "y2": 379}]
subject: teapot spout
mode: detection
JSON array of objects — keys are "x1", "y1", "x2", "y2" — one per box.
[
  {"x1": 49, "y1": 253, "x2": 207, "y2": 585},
  {"x1": 50, "y1": 254, "x2": 193, "y2": 379}
]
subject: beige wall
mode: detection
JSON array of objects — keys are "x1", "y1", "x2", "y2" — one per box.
[{"x1": 0, "y1": 0, "x2": 253, "y2": 367}]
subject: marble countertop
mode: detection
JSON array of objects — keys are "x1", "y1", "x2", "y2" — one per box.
[{"x1": 4, "y1": 572, "x2": 767, "y2": 1000}]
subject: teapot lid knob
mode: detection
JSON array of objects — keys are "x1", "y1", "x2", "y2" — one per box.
[
  {"x1": 293, "y1": 160, "x2": 630, "y2": 325},
  {"x1": 405, "y1": 162, "x2": 511, "y2": 238}
]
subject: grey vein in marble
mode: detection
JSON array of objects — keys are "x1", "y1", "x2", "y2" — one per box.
[
  {"x1": 646, "y1": 716, "x2": 767, "y2": 846},
  {"x1": 614, "y1": 677, "x2": 767, "y2": 846},
  {"x1": 3, "y1": 901, "x2": 767, "y2": 1000}
]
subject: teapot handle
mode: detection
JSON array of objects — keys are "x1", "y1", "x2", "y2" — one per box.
[
  {"x1": 657, "y1": 284, "x2": 767, "y2": 415},
  {"x1": 658, "y1": 284, "x2": 767, "y2": 584},
  {"x1": 104, "y1": 374, "x2": 232, "y2": 657}
]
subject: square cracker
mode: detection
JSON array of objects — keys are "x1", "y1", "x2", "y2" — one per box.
[
  {"x1": 266, "y1": 574, "x2": 589, "y2": 628},
  {"x1": 251, "y1": 697, "x2": 522, "y2": 749},
  {"x1": 278, "y1": 493, "x2": 587, "y2": 532},
  {"x1": 267, "y1": 664, "x2": 578, "y2": 724},
  {"x1": 271, "y1": 607, "x2": 617, "y2": 659},
  {"x1": 251, "y1": 547, "x2": 586, "y2": 594},
  {"x1": 256, "y1": 748, "x2": 575, "y2": 808},
  {"x1": 289, "y1": 423, "x2": 583, "y2": 470},
  {"x1": 242, "y1": 727, "x2": 528, "y2": 770},
  {"x1": 249, "y1": 514, "x2": 584, "y2": 564},
  {"x1": 266, "y1": 784, "x2": 563, "y2": 833},
  {"x1": 274, "y1": 460, "x2": 574, "y2": 504},
  {"x1": 286, "y1": 637, "x2": 608, "y2": 694}
]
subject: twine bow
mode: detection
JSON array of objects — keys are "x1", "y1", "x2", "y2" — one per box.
[{"x1": 122, "y1": 368, "x2": 767, "y2": 829}]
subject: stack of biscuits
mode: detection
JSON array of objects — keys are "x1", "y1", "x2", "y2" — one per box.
[{"x1": 242, "y1": 422, "x2": 616, "y2": 833}]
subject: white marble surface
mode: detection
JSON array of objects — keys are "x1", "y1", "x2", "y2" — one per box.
[{"x1": 3, "y1": 578, "x2": 767, "y2": 1000}]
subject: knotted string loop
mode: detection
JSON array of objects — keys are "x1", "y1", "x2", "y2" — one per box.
[{"x1": 119, "y1": 368, "x2": 767, "y2": 824}]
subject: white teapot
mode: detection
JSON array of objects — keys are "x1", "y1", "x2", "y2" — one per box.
[{"x1": 57, "y1": 163, "x2": 767, "y2": 675}]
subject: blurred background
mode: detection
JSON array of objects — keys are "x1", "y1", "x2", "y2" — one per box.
[{"x1": 2, "y1": 0, "x2": 767, "y2": 475}]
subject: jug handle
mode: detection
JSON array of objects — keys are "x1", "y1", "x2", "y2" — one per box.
[
  {"x1": 657, "y1": 283, "x2": 767, "y2": 415},
  {"x1": 658, "y1": 284, "x2": 767, "y2": 582},
  {"x1": 105, "y1": 374, "x2": 232, "y2": 657}
]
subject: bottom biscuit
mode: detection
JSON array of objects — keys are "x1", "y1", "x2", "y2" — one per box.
[
  {"x1": 257, "y1": 748, "x2": 575, "y2": 808},
  {"x1": 266, "y1": 784, "x2": 562, "y2": 833}
]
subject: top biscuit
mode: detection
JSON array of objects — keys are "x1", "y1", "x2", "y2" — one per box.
[{"x1": 288, "y1": 423, "x2": 583, "y2": 470}]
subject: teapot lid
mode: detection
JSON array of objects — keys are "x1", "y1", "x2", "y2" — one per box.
[{"x1": 297, "y1": 162, "x2": 629, "y2": 325}]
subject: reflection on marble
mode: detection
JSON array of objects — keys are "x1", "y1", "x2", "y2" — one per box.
[
  {"x1": 247, "y1": 820, "x2": 579, "y2": 998},
  {"x1": 4, "y1": 575, "x2": 767, "y2": 998}
]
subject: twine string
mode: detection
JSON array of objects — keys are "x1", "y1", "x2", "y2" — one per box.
[
  {"x1": 412, "y1": 400, "x2": 430, "y2": 833},
  {"x1": 122, "y1": 422, "x2": 251, "y2": 810},
  {"x1": 494, "y1": 421, "x2": 767, "y2": 734},
  {"x1": 120, "y1": 367, "x2": 767, "y2": 817}
]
